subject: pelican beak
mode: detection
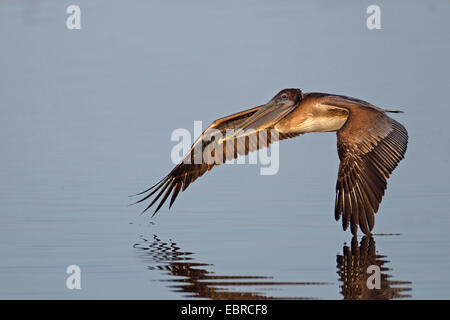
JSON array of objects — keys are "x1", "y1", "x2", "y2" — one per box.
[{"x1": 219, "y1": 99, "x2": 297, "y2": 144}]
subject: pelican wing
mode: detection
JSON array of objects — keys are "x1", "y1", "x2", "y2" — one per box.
[
  {"x1": 135, "y1": 103, "x2": 300, "y2": 215},
  {"x1": 322, "y1": 95, "x2": 408, "y2": 235}
]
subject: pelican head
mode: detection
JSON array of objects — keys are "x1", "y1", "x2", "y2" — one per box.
[
  {"x1": 218, "y1": 88, "x2": 303, "y2": 144},
  {"x1": 269, "y1": 88, "x2": 303, "y2": 107}
]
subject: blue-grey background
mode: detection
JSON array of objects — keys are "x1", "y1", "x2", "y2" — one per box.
[{"x1": 0, "y1": 0, "x2": 449, "y2": 299}]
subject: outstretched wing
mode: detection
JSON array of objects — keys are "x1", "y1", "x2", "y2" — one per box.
[
  {"x1": 323, "y1": 95, "x2": 408, "y2": 235},
  {"x1": 135, "y1": 104, "x2": 301, "y2": 215}
]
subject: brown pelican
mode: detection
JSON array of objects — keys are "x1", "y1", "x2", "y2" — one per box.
[{"x1": 134, "y1": 89, "x2": 408, "y2": 235}]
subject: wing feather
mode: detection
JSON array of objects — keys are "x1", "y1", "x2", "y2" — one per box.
[
  {"x1": 136, "y1": 104, "x2": 301, "y2": 214},
  {"x1": 334, "y1": 101, "x2": 408, "y2": 235}
]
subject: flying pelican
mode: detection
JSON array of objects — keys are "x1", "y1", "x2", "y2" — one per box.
[{"x1": 134, "y1": 89, "x2": 408, "y2": 235}]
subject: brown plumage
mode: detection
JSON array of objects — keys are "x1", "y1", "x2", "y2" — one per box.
[{"x1": 134, "y1": 89, "x2": 408, "y2": 235}]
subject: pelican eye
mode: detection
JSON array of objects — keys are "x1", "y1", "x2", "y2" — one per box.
[{"x1": 281, "y1": 93, "x2": 289, "y2": 100}]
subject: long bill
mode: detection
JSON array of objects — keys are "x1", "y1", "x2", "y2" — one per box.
[{"x1": 219, "y1": 100, "x2": 297, "y2": 144}]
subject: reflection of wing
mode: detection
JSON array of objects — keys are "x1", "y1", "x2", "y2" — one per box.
[
  {"x1": 323, "y1": 96, "x2": 408, "y2": 234},
  {"x1": 336, "y1": 236, "x2": 411, "y2": 300},
  {"x1": 135, "y1": 234, "x2": 328, "y2": 299},
  {"x1": 135, "y1": 104, "x2": 301, "y2": 215}
]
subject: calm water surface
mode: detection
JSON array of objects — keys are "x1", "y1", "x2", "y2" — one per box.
[{"x1": 0, "y1": 0, "x2": 449, "y2": 299}]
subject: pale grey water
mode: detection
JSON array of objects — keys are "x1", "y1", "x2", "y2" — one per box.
[{"x1": 0, "y1": 0, "x2": 449, "y2": 299}]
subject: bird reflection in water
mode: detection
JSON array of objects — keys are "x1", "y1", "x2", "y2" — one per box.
[
  {"x1": 135, "y1": 234, "x2": 411, "y2": 299},
  {"x1": 337, "y1": 236, "x2": 412, "y2": 299},
  {"x1": 134, "y1": 234, "x2": 330, "y2": 299}
]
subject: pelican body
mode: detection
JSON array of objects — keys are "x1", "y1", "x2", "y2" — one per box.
[{"x1": 135, "y1": 89, "x2": 408, "y2": 235}]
